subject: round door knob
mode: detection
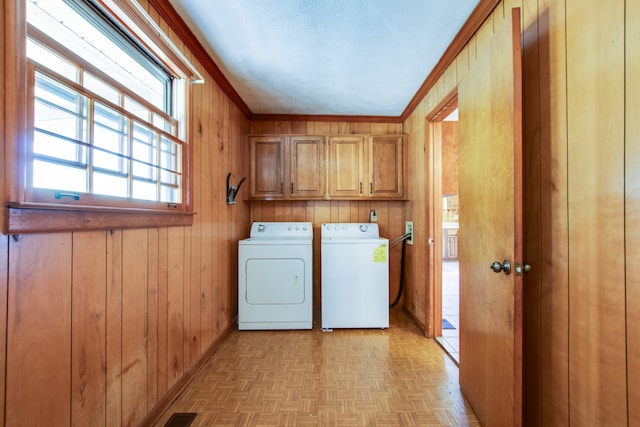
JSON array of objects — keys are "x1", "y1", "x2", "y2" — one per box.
[{"x1": 490, "y1": 259, "x2": 511, "y2": 275}]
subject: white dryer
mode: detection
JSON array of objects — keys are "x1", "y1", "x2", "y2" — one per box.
[{"x1": 238, "y1": 222, "x2": 313, "y2": 330}]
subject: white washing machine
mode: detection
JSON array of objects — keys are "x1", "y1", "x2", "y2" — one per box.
[
  {"x1": 321, "y1": 223, "x2": 389, "y2": 330},
  {"x1": 238, "y1": 222, "x2": 313, "y2": 330}
]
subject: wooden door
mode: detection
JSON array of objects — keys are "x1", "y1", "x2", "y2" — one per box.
[
  {"x1": 249, "y1": 136, "x2": 286, "y2": 199},
  {"x1": 369, "y1": 135, "x2": 404, "y2": 199},
  {"x1": 289, "y1": 136, "x2": 325, "y2": 199},
  {"x1": 328, "y1": 136, "x2": 364, "y2": 198},
  {"x1": 458, "y1": 8, "x2": 523, "y2": 427}
]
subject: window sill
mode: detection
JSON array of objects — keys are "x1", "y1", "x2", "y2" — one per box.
[{"x1": 4, "y1": 204, "x2": 195, "y2": 234}]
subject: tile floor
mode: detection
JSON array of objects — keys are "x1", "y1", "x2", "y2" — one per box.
[{"x1": 436, "y1": 260, "x2": 459, "y2": 364}]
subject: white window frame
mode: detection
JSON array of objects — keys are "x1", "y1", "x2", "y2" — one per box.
[{"x1": 3, "y1": 0, "x2": 200, "y2": 234}]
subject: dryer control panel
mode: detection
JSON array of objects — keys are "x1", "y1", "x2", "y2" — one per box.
[{"x1": 249, "y1": 222, "x2": 313, "y2": 240}]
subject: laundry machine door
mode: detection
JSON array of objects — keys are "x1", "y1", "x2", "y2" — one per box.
[{"x1": 245, "y1": 258, "x2": 306, "y2": 304}]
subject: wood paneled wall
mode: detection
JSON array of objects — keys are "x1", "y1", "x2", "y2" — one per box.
[
  {"x1": 403, "y1": 0, "x2": 638, "y2": 425},
  {"x1": 247, "y1": 121, "x2": 408, "y2": 312},
  {"x1": 0, "y1": 1, "x2": 250, "y2": 425}
]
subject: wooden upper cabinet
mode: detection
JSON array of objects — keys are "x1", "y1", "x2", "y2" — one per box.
[
  {"x1": 289, "y1": 136, "x2": 326, "y2": 199},
  {"x1": 249, "y1": 136, "x2": 286, "y2": 199},
  {"x1": 250, "y1": 134, "x2": 406, "y2": 201},
  {"x1": 369, "y1": 135, "x2": 405, "y2": 199},
  {"x1": 328, "y1": 136, "x2": 365, "y2": 198},
  {"x1": 249, "y1": 135, "x2": 326, "y2": 200},
  {"x1": 328, "y1": 135, "x2": 405, "y2": 199}
]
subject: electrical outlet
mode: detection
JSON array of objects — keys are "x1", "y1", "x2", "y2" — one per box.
[{"x1": 405, "y1": 221, "x2": 414, "y2": 245}]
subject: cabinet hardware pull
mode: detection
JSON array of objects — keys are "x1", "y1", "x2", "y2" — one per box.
[
  {"x1": 359, "y1": 182, "x2": 362, "y2": 194},
  {"x1": 55, "y1": 191, "x2": 80, "y2": 200},
  {"x1": 291, "y1": 182, "x2": 294, "y2": 193},
  {"x1": 280, "y1": 182, "x2": 283, "y2": 193},
  {"x1": 370, "y1": 182, "x2": 373, "y2": 194}
]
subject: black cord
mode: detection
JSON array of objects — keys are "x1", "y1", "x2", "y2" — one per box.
[{"x1": 389, "y1": 238, "x2": 406, "y2": 308}]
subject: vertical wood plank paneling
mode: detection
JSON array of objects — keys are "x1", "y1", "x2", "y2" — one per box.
[
  {"x1": 626, "y1": 0, "x2": 640, "y2": 423},
  {"x1": 536, "y1": 1, "x2": 570, "y2": 426},
  {"x1": 0, "y1": 235, "x2": 6, "y2": 427},
  {"x1": 147, "y1": 228, "x2": 159, "y2": 409},
  {"x1": 106, "y1": 230, "x2": 123, "y2": 426},
  {"x1": 190, "y1": 67, "x2": 203, "y2": 363},
  {"x1": 167, "y1": 227, "x2": 185, "y2": 384},
  {"x1": 71, "y1": 231, "x2": 107, "y2": 427},
  {"x1": 566, "y1": 1, "x2": 627, "y2": 424},
  {"x1": 212, "y1": 83, "x2": 222, "y2": 338},
  {"x1": 220, "y1": 95, "x2": 231, "y2": 329},
  {"x1": 6, "y1": 234, "x2": 72, "y2": 426},
  {"x1": 200, "y1": 78, "x2": 215, "y2": 347},
  {"x1": 121, "y1": 229, "x2": 149, "y2": 426},
  {"x1": 157, "y1": 227, "x2": 169, "y2": 396},
  {"x1": 182, "y1": 226, "x2": 192, "y2": 368}
]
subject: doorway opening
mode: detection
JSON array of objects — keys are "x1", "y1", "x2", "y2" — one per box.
[{"x1": 427, "y1": 95, "x2": 459, "y2": 363}]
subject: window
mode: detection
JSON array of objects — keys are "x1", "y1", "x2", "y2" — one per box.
[{"x1": 4, "y1": 0, "x2": 198, "y2": 233}]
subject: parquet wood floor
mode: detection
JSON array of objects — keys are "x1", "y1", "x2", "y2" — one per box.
[{"x1": 152, "y1": 308, "x2": 480, "y2": 426}]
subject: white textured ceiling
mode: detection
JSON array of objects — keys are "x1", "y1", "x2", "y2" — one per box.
[{"x1": 169, "y1": 0, "x2": 480, "y2": 117}]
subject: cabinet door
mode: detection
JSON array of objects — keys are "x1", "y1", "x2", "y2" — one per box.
[
  {"x1": 249, "y1": 136, "x2": 286, "y2": 199},
  {"x1": 328, "y1": 136, "x2": 364, "y2": 198},
  {"x1": 369, "y1": 136, "x2": 404, "y2": 198},
  {"x1": 290, "y1": 136, "x2": 325, "y2": 199}
]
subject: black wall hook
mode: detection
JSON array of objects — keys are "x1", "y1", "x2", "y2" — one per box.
[{"x1": 226, "y1": 172, "x2": 246, "y2": 205}]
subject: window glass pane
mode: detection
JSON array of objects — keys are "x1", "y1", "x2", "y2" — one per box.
[
  {"x1": 34, "y1": 72, "x2": 88, "y2": 143},
  {"x1": 160, "y1": 178, "x2": 180, "y2": 203},
  {"x1": 84, "y1": 73, "x2": 120, "y2": 105},
  {"x1": 133, "y1": 179, "x2": 157, "y2": 201},
  {"x1": 125, "y1": 96, "x2": 150, "y2": 121},
  {"x1": 33, "y1": 159, "x2": 86, "y2": 192},
  {"x1": 160, "y1": 135, "x2": 181, "y2": 175},
  {"x1": 132, "y1": 122, "x2": 156, "y2": 166},
  {"x1": 27, "y1": 0, "x2": 168, "y2": 113},
  {"x1": 93, "y1": 102, "x2": 129, "y2": 173},
  {"x1": 93, "y1": 171, "x2": 127, "y2": 197},
  {"x1": 33, "y1": 130, "x2": 86, "y2": 163},
  {"x1": 27, "y1": 39, "x2": 77, "y2": 82},
  {"x1": 152, "y1": 114, "x2": 174, "y2": 134}
]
